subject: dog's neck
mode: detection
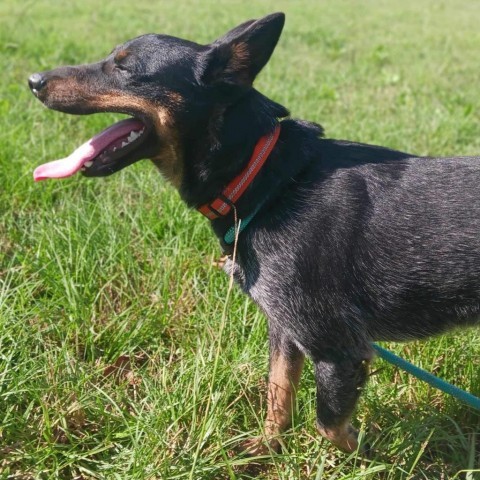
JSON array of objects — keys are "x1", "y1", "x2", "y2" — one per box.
[
  {"x1": 179, "y1": 89, "x2": 288, "y2": 207},
  {"x1": 179, "y1": 89, "x2": 323, "y2": 251}
]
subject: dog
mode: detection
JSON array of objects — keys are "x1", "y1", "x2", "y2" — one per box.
[{"x1": 29, "y1": 12, "x2": 480, "y2": 454}]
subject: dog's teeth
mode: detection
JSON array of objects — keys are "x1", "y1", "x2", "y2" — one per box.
[
  {"x1": 121, "y1": 141, "x2": 128, "y2": 148},
  {"x1": 84, "y1": 161, "x2": 93, "y2": 168},
  {"x1": 128, "y1": 131, "x2": 140, "y2": 142},
  {"x1": 113, "y1": 147, "x2": 117, "y2": 152},
  {"x1": 80, "y1": 167, "x2": 86, "y2": 172}
]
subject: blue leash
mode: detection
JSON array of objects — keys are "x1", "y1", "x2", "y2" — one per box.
[
  {"x1": 223, "y1": 205, "x2": 263, "y2": 244},
  {"x1": 372, "y1": 344, "x2": 480, "y2": 410}
]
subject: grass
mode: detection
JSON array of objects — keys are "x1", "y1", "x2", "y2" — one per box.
[{"x1": 1, "y1": 0, "x2": 480, "y2": 478}]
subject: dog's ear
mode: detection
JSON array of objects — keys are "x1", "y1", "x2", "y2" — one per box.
[{"x1": 197, "y1": 12, "x2": 285, "y2": 87}]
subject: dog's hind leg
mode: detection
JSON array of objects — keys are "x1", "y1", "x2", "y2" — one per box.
[
  {"x1": 313, "y1": 346, "x2": 372, "y2": 453},
  {"x1": 241, "y1": 336, "x2": 304, "y2": 455}
]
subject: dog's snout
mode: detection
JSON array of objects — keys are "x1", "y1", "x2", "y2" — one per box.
[{"x1": 28, "y1": 73, "x2": 46, "y2": 94}]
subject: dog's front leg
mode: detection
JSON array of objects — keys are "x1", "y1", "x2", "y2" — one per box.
[
  {"x1": 313, "y1": 345, "x2": 372, "y2": 453},
  {"x1": 241, "y1": 335, "x2": 304, "y2": 455}
]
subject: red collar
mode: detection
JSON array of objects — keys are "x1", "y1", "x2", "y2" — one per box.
[{"x1": 198, "y1": 124, "x2": 281, "y2": 220}]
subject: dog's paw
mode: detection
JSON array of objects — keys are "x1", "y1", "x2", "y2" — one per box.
[
  {"x1": 317, "y1": 422, "x2": 370, "y2": 455},
  {"x1": 341, "y1": 425, "x2": 372, "y2": 457},
  {"x1": 237, "y1": 436, "x2": 280, "y2": 456}
]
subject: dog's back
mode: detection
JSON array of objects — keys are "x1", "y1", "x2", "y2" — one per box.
[{"x1": 236, "y1": 134, "x2": 480, "y2": 353}]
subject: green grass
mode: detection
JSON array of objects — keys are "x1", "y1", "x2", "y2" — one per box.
[{"x1": 1, "y1": 0, "x2": 480, "y2": 478}]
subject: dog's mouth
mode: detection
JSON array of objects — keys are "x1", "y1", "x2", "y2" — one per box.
[{"x1": 33, "y1": 117, "x2": 154, "y2": 181}]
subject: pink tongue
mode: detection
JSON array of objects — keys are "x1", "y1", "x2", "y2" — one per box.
[{"x1": 33, "y1": 118, "x2": 144, "y2": 181}]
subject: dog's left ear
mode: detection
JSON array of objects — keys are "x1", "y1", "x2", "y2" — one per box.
[{"x1": 198, "y1": 12, "x2": 285, "y2": 87}]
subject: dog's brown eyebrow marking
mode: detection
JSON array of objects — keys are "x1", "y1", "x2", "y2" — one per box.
[
  {"x1": 91, "y1": 92, "x2": 184, "y2": 187},
  {"x1": 114, "y1": 50, "x2": 130, "y2": 62}
]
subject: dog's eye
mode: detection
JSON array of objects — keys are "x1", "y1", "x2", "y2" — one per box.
[{"x1": 114, "y1": 63, "x2": 129, "y2": 72}]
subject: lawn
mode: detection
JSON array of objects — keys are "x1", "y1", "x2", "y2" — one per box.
[{"x1": 1, "y1": 0, "x2": 479, "y2": 478}]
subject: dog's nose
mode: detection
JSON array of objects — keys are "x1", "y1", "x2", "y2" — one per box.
[{"x1": 28, "y1": 73, "x2": 46, "y2": 93}]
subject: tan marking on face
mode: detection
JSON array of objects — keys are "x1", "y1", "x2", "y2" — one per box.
[
  {"x1": 43, "y1": 76, "x2": 89, "y2": 105},
  {"x1": 89, "y1": 93, "x2": 171, "y2": 122},
  {"x1": 89, "y1": 93, "x2": 184, "y2": 188},
  {"x1": 43, "y1": 77, "x2": 185, "y2": 188},
  {"x1": 114, "y1": 50, "x2": 129, "y2": 63},
  {"x1": 150, "y1": 142, "x2": 183, "y2": 189},
  {"x1": 264, "y1": 349, "x2": 305, "y2": 439}
]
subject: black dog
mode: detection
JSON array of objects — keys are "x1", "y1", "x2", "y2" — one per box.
[{"x1": 29, "y1": 13, "x2": 480, "y2": 454}]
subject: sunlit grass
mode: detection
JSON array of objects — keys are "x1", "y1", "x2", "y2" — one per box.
[{"x1": 1, "y1": 0, "x2": 479, "y2": 478}]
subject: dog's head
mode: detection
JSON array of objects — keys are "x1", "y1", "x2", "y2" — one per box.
[{"x1": 29, "y1": 13, "x2": 285, "y2": 187}]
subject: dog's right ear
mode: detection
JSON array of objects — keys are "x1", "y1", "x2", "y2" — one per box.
[{"x1": 196, "y1": 12, "x2": 285, "y2": 87}]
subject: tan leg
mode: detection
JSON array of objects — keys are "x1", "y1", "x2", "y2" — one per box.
[
  {"x1": 241, "y1": 341, "x2": 305, "y2": 455},
  {"x1": 317, "y1": 421, "x2": 359, "y2": 452}
]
